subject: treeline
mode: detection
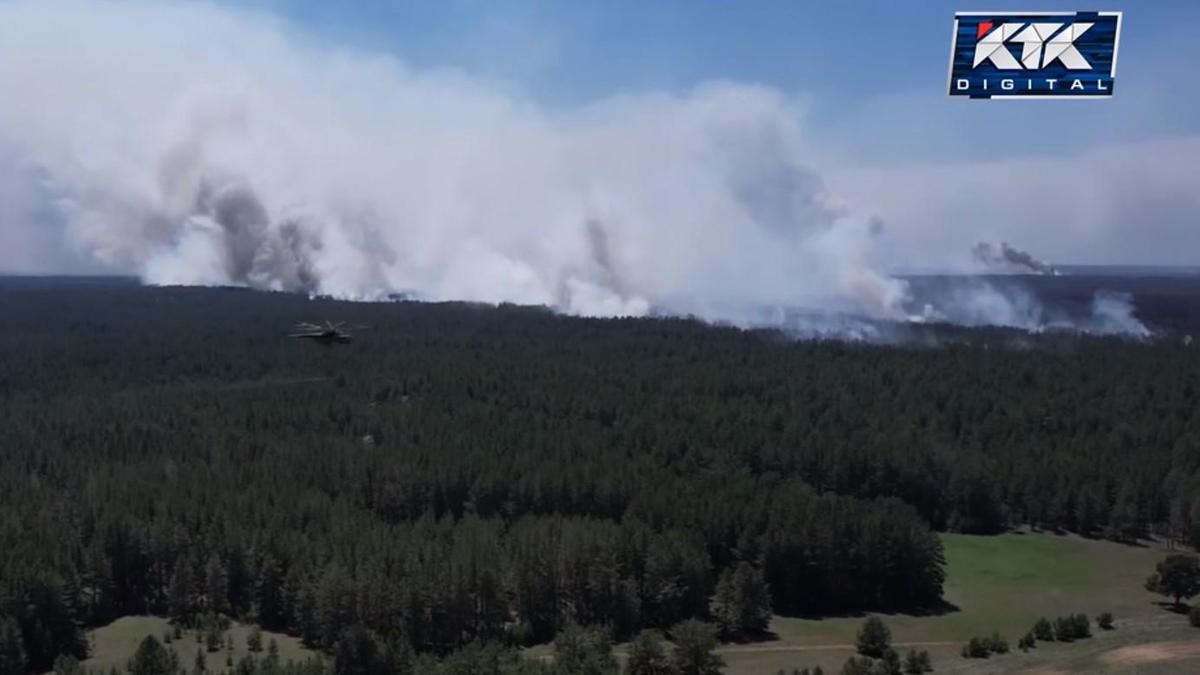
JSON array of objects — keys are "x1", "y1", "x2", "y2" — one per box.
[
  {"x1": 1, "y1": 478, "x2": 938, "y2": 668},
  {"x1": 1, "y1": 279, "x2": 1199, "y2": 669}
]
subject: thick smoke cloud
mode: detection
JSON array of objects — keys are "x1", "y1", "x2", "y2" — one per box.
[
  {"x1": 0, "y1": 0, "x2": 908, "y2": 322},
  {"x1": 0, "y1": 0, "x2": 1152, "y2": 338}
]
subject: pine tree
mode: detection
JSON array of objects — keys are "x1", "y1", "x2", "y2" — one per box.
[
  {"x1": 879, "y1": 648, "x2": 902, "y2": 675},
  {"x1": 204, "y1": 555, "x2": 230, "y2": 616},
  {"x1": 316, "y1": 566, "x2": 355, "y2": 649},
  {"x1": 0, "y1": 616, "x2": 27, "y2": 675},
  {"x1": 333, "y1": 624, "x2": 389, "y2": 675},
  {"x1": 553, "y1": 623, "x2": 618, "y2": 675},
  {"x1": 669, "y1": 620, "x2": 724, "y2": 675},
  {"x1": 711, "y1": 570, "x2": 740, "y2": 639},
  {"x1": 169, "y1": 562, "x2": 195, "y2": 626},
  {"x1": 128, "y1": 636, "x2": 173, "y2": 675},
  {"x1": 902, "y1": 649, "x2": 924, "y2": 674},
  {"x1": 855, "y1": 617, "x2": 891, "y2": 659},
  {"x1": 205, "y1": 628, "x2": 221, "y2": 653},
  {"x1": 711, "y1": 563, "x2": 771, "y2": 639},
  {"x1": 235, "y1": 654, "x2": 256, "y2": 675},
  {"x1": 625, "y1": 629, "x2": 670, "y2": 675},
  {"x1": 255, "y1": 554, "x2": 284, "y2": 630}
]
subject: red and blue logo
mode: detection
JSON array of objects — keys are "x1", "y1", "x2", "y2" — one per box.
[{"x1": 948, "y1": 11, "x2": 1122, "y2": 99}]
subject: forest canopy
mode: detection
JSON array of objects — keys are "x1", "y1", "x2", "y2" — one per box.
[{"x1": 1, "y1": 277, "x2": 1198, "y2": 669}]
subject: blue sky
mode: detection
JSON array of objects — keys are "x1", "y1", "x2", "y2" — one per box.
[{"x1": 240, "y1": 0, "x2": 1200, "y2": 163}]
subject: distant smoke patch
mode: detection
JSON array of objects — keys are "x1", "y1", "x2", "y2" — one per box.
[
  {"x1": 1084, "y1": 290, "x2": 1150, "y2": 337},
  {"x1": 906, "y1": 277, "x2": 1150, "y2": 337},
  {"x1": 972, "y1": 242, "x2": 1057, "y2": 275},
  {"x1": 910, "y1": 277, "x2": 1045, "y2": 330}
]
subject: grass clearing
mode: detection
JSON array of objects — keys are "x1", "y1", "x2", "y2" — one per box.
[
  {"x1": 79, "y1": 615, "x2": 317, "y2": 673},
  {"x1": 720, "y1": 531, "x2": 1189, "y2": 674},
  {"x1": 937, "y1": 614, "x2": 1200, "y2": 674}
]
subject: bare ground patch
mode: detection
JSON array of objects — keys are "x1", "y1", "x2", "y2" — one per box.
[{"x1": 1100, "y1": 640, "x2": 1200, "y2": 667}]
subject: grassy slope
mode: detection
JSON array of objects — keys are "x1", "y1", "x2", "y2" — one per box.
[
  {"x1": 721, "y1": 531, "x2": 1194, "y2": 674},
  {"x1": 78, "y1": 616, "x2": 317, "y2": 673}
]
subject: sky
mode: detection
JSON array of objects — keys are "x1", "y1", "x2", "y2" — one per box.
[
  {"x1": 0, "y1": 0, "x2": 1196, "y2": 298},
  {"x1": 236, "y1": 0, "x2": 1200, "y2": 163}
]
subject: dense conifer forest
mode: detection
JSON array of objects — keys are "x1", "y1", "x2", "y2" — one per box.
[{"x1": 1, "y1": 277, "x2": 1199, "y2": 673}]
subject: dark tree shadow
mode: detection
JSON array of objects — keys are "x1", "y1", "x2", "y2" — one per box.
[
  {"x1": 776, "y1": 599, "x2": 961, "y2": 622},
  {"x1": 1151, "y1": 600, "x2": 1192, "y2": 615}
]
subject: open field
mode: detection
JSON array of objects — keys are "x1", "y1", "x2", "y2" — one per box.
[
  {"x1": 78, "y1": 616, "x2": 318, "y2": 673},
  {"x1": 716, "y1": 531, "x2": 1193, "y2": 674},
  {"x1": 938, "y1": 615, "x2": 1200, "y2": 675},
  {"x1": 720, "y1": 615, "x2": 1200, "y2": 675}
]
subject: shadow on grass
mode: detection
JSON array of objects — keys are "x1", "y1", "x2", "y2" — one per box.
[
  {"x1": 775, "y1": 598, "x2": 962, "y2": 622},
  {"x1": 722, "y1": 628, "x2": 782, "y2": 644},
  {"x1": 1152, "y1": 600, "x2": 1194, "y2": 615},
  {"x1": 1026, "y1": 525, "x2": 1158, "y2": 548}
]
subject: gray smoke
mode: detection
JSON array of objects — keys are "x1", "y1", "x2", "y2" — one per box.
[
  {"x1": 909, "y1": 281, "x2": 1150, "y2": 337},
  {"x1": 971, "y1": 241, "x2": 1057, "y2": 275},
  {"x1": 1084, "y1": 290, "x2": 1150, "y2": 337},
  {"x1": 0, "y1": 0, "x2": 1151, "y2": 339}
]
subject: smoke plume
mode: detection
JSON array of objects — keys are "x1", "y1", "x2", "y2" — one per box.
[
  {"x1": 971, "y1": 242, "x2": 1057, "y2": 275},
  {"x1": 0, "y1": 0, "x2": 909, "y2": 321},
  {"x1": 0, "y1": 0, "x2": 1151, "y2": 338},
  {"x1": 1085, "y1": 290, "x2": 1150, "y2": 337}
]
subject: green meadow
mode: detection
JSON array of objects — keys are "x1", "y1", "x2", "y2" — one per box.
[{"x1": 718, "y1": 531, "x2": 1192, "y2": 674}]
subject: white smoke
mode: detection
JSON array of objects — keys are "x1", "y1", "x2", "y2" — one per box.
[
  {"x1": 1084, "y1": 290, "x2": 1150, "y2": 337},
  {"x1": 910, "y1": 281, "x2": 1150, "y2": 337},
  {"x1": 0, "y1": 0, "x2": 910, "y2": 323},
  {"x1": 913, "y1": 278, "x2": 1046, "y2": 330},
  {"x1": 0, "y1": 0, "x2": 1154, "y2": 339}
]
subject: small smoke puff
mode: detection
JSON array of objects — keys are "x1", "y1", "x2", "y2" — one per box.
[{"x1": 971, "y1": 241, "x2": 1056, "y2": 276}]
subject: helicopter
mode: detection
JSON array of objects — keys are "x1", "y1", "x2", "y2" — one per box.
[{"x1": 289, "y1": 321, "x2": 362, "y2": 345}]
